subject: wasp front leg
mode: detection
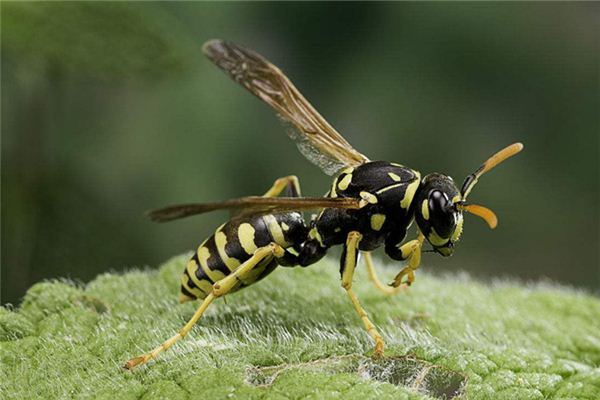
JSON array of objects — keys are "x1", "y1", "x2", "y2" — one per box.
[
  {"x1": 385, "y1": 231, "x2": 425, "y2": 288},
  {"x1": 341, "y1": 231, "x2": 384, "y2": 357},
  {"x1": 362, "y1": 252, "x2": 406, "y2": 296}
]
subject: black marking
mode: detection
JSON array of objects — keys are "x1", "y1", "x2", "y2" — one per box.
[
  {"x1": 183, "y1": 268, "x2": 208, "y2": 296},
  {"x1": 251, "y1": 216, "x2": 273, "y2": 248},
  {"x1": 223, "y1": 220, "x2": 250, "y2": 257},
  {"x1": 180, "y1": 285, "x2": 195, "y2": 299},
  {"x1": 204, "y1": 236, "x2": 232, "y2": 276}
]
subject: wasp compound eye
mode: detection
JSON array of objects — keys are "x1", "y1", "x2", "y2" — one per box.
[
  {"x1": 429, "y1": 190, "x2": 455, "y2": 238},
  {"x1": 429, "y1": 190, "x2": 449, "y2": 214}
]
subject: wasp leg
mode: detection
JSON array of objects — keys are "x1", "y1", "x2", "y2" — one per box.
[
  {"x1": 341, "y1": 231, "x2": 385, "y2": 357},
  {"x1": 363, "y1": 252, "x2": 406, "y2": 295},
  {"x1": 389, "y1": 232, "x2": 425, "y2": 288},
  {"x1": 123, "y1": 243, "x2": 285, "y2": 370},
  {"x1": 262, "y1": 175, "x2": 301, "y2": 198}
]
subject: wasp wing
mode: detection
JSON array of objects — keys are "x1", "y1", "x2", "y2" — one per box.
[
  {"x1": 203, "y1": 39, "x2": 369, "y2": 176},
  {"x1": 147, "y1": 196, "x2": 361, "y2": 223}
]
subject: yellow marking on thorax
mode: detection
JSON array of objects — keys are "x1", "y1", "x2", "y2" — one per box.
[
  {"x1": 400, "y1": 171, "x2": 421, "y2": 209},
  {"x1": 214, "y1": 225, "x2": 241, "y2": 271},
  {"x1": 197, "y1": 246, "x2": 227, "y2": 282},
  {"x1": 263, "y1": 214, "x2": 291, "y2": 247},
  {"x1": 238, "y1": 223, "x2": 258, "y2": 254},
  {"x1": 309, "y1": 227, "x2": 325, "y2": 246},
  {"x1": 360, "y1": 191, "x2": 378, "y2": 204},
  {"x1": 388, "y1": 172, "x2": 401, "y2": 182},
  {"x1": 376, "y1": 183, "x2": 402, "y2": 195},
  {"x1": 330, "y1": 179, "x2": 338, "y2": 197},
  {"x1": 390, "y1": 162, "x2": 404, "y2": 167},
  {"x1": 337, "y1": 174, "x2": 353, "y2": 191},
  {"x1": 421, "y1": 200, "x2": 429, "y2": 220},
  {"x1": 281, "y1": 222, "x2": 289, "y2": 231},
  {"x1": 370, "y1": 214, "x2": 386, "y2": 231}
]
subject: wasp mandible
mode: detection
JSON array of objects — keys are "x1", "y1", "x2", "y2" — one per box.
[{"x1": 124, "y1": 40, "x2": 523, "y2": 369}]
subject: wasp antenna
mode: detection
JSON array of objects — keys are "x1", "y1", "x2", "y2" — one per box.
[
  {"x1": 458, "y1": 203, "x2": 498, "y2": 229},
  {"x1": 461, "y1": 142, "x2": 523, "y2": 200}
]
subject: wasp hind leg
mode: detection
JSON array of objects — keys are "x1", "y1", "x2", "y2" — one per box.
[
  {"x1": 262, "y1": 175, "x2": 301, "y2": 198},
  {"x1": 341, "y1": 231, "x2": 384, "y2": 357},
  {"x1": 123, "y1": 243, "x2": 285, "y2": 370},
  {"x1": 362, "y1": 252, "x2": 406, "y2": 295}
]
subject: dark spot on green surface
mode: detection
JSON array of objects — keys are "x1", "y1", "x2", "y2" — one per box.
[
  {"x1": 246, "y1": 355, "x2": 466, "y2": 399},
  {"x1": 359, "y1": 356, "x2": 466, "y2": 399}
]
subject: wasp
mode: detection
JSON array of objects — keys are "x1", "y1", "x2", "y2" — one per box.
[{"x1": 124, "y1": 40, "x2": 523, "y2": 369}]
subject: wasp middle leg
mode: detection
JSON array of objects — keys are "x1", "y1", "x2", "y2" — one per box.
[
  {"x1": 362, "y1": 252, "x2": 406, "y2": 296},
  {"x1": 340, "y1": 231, "x2": 385, "y2": 357},
  {"x1": 124, "y1": 243, "x2": 286, "y2": 370}
]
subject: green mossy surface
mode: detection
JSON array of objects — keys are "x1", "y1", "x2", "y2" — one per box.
[{"x1": 1, "y1": 255, "x2": 599, "y2": 399}]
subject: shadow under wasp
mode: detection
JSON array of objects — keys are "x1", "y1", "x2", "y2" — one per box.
[{"x1": 124, "y1": 39, "x2": 523, "y2": 369}]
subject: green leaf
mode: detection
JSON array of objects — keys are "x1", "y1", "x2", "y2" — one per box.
[{"x1": 1, "y1": 255, "x2": 599, "y2": 399}]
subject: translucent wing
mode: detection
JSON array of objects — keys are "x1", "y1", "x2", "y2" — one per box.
[
  {"x1": 203, "y1": 39, "x2": 370, "y2": 176},
  {"x1": 147, "y1": 196, "x2": 361, "y2": 223}
]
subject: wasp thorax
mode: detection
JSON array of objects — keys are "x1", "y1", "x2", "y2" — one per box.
[{"x1": 414, "y1": 173, "x2": 464, "y2": 257}]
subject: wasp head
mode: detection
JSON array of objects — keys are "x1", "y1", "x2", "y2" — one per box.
[
  {"x1": 414, "y1": 173, "x2": 463, "y2": 257},
  {"x1": 413, "y1": 142, "x2": 523, "y2": 257}
]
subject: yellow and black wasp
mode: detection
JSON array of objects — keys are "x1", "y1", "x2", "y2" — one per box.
[{"x1": 124, "y1": 40, "x2": 523, "y2": 369}]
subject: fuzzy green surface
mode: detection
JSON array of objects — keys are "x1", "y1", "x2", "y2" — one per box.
[{"x1": 1, "y1": 255, "x2": 599, "y2": 399}]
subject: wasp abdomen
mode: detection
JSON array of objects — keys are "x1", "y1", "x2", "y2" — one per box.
[{"x1": 179, "y1": 212, "x2": 306, "y2": 303}]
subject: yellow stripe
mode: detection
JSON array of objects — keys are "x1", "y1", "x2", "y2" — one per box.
[
  {"x1": 241, "y1": 256, "x2": 272, "y2": 284},
  {"x1": 400, "y1": 171, "x2": 421, "y2": 209},
  {"x1": 186, "y1": 259, "x2": 215, "y2": 294},
  {"x1": 263, "y1": 215, "x2": 290, "y2": 246},
  {"x1": 360, "y1": 191, "x2": 378, "y2": 204},
  {"x1": 309, "y1": 227, "x2": 324, "y2": 246},
  {"x1": 179, "y1": 292, "x2": 194, "y2": 303},
  {"x1": 429, "y1": 228, "x2": 449, "y2": 246},
  {"x1": 337, "y1": 174, "x2": 352, "y2": 191},
  {"x1": 451, "y1": 215, "x2": 464, "y2": 242},
  {"x1": 197, "y1": 245, "x2": 227, "y2": 282},
  {"x1": 238, "y1": 223, "x2": 258, "y2": 254},
  {"x1": 421, "y1": 200, "x2": 429, "y2": 220},
  {"x1": 214, "y1": 224, "x2": 241, "y2": 272},
  {"x1": 330, "y1": 178, "x2": 338, "y2": 198},
  {"x1": 370, "y1": 214, "x2": 386, "y2": 231},
  {"x1": 388, "y1": 172, "x2": 401, "y2": 182},
  {"x1": 186, "y1": 259, "x2": 203, "y2": 286},
  {"x1": 376, "y1": 183, "x2": 402, "y2": 195},
  {"x1": 180, "y1": 273, "x2": 203, "y2": 298}
]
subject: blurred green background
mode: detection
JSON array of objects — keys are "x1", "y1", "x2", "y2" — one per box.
[{"x1": 2, "y1": 3, "x2": 598, "y2": 305}]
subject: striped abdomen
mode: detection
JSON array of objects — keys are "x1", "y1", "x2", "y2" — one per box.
[{"x1": 179, "y1": 212, "x2": 306, "y2": 302}]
